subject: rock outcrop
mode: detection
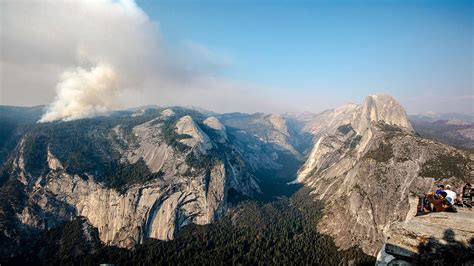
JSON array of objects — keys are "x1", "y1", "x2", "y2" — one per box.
[
  {"x1": 203, "y1": 117, "x2": 228, "y2": 143},
  {"x1": 298, "y1": 94, "x2": 413, "y2": 183},
  {"x1": 301, "y1": 103, "x2": 359, "y2": 137},
  {"x1": 354, "y1": 94, "x2": 413, "y2": 134},
  {"x1": 296, "y1": 94, "x2": 472, "y2": 255},
  {"x1": 0, "y1": 108, "x2": 261, "y2": 256},
  {"x1": 376, "y1": 204, "x2": 474, "y2": 265},
  {"x1": 175, "y1": 115, "x2": 213, "y2": 153},
  {"x1": 1, "y1": 95, "x2": 471, "y2": 261},
  {"x1": 218, "y1": 112, "x2": 307, "y2": 165}
]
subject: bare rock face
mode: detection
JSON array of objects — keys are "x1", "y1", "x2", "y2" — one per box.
[
  {"x1": 131, "y1": 109, "x2": 146, "y2": 117},
  {"x1": 175, "y1": 115, "x2": 213, "y2": 153},
  {"x1": 203, "y1": 117, "x2": 227, "y2": 143},
  {"x1": 376, "y1": 204, "x2": 474, "y2": 265},
  {"x1": 126, "y1": 119, "x2": 175, "y2": 173},
  {"x1": 298, "y1": 94, "x2": 413, "y2": 183},
  {"x1": 0, "y1": 109, "x2": 261, "y2": 252},
  {"x1": 354, "y1": 94, "x2": 413, "y2": 134},
  {"x1": 45, "y1": 173, "x2": 164, "y2": 247},
  {"x1": 218, "y1": 112, "x2": 306, "y2": 164},
  {"x1": 1, "y1": 96, "x2": 471, "y2": 260},
  {"x1": 266, "y1": 114, "x2": 304, "y2": 158},
  {"x1": 47, "y1": 148, "x2": 63, "y2": 170},
  {"x1": 44, "y1": 169, "x2": 229, "y2": 247},
  {"x1": 301, "y1": 103, "x2": 359, "y2": 136},
  {"x1": 297, "y1": 94, "x2": 472, "y2": 255},
  {"x1": 301, "y1": 94, "x2": 413, "y2": 137},
  {"x1": 161, "y1": 108, "x2": 176, "y2": 117},
  {"x1": 268, "y1": 114, "x2": 290, "y2": 136}
]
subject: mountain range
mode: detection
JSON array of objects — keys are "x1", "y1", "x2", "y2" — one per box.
[
  {"x1": 409, "y1": 114, "x2": 474, "y2": 150},
  {"x1": 0, "y1": 94, "x2": 472, "y2": 264}
]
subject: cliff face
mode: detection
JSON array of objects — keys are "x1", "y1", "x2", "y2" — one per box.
[
  {"x1": 1, "y1": 95, "x2": 471, "y2": 260},
  {"x1": 41, "y1": 161, "x2": 229, "y2": 247},
  {"x1": 0, "y1": 108, "x2": 261, "y2": 257},
  {"x1": 297, "y1": 94, "x2": 471, "y2": 255},
  {"x1": 218, "y1": 112, "x2": 307, "y2": 162},
  {"x1": 1, "y1": 106, "x2": 313, "y2": 258},
  {"x1": 298, "y1": 94, "x2": 414, "y2": 184},
  {"x1": 354, "y1": 94, "x2": 413, "y2": 134}
]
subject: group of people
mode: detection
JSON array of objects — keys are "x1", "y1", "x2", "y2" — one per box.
[{"x1": 419, "y1": 183, "x2": 473, "y2": 214}]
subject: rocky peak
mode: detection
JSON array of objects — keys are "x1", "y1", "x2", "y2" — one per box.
[
  {"x1": 0, "y1": 110, "x2": 263, "y2": 256},
  {"x1": 295, "y1": 94, "x2": 471, "y2": 255},
  {"x1": 354, "y1": 94, "x2": 413, "y2": 134},
  {"x1": 301, "y1": 94, "x2": 412, "y2": 139},
  {"x1": 267, "y1": 114, "x2": 290, "y2": 137},
  {"x1": 161, "y1": 108, "x2": 176, "y2": 117},
  {"x1": 298, "y1": 94, "x2": 413, "y2": 181},
  {"x1": 175, "y1": 115, "x2": 212, "y2": 153},
  {"x1": 203, "y1": 117, "x2": 225, "y2": 131},
  {"x1": 302, "y1": 103, "x2": 359, "y2": 136},
  {"x1": 203, "y1": 117, "x2": 227, "y2": 142}
]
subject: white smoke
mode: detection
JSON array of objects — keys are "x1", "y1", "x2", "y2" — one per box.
[
  {"x1": 2, "y1": 0, "x2": 299, "y2": 119},
  {"x1": 39, "y1": 64, "x2": 122, "y2": 122}
]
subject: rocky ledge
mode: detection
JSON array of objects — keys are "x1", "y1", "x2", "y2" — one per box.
[{"x1": 376, "y1": 207, "x2": 474, "y2": 265}]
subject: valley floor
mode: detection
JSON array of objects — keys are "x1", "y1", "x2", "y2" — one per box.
[{"x1": 3, "y1": 187, "x2": 375, "y2": 265}]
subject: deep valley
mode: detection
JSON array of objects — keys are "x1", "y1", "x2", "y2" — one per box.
[{"x1": 0, "y1": 94, "x2": 473, "y2": 265}]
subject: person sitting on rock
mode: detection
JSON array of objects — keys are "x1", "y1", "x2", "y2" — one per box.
[
  {"x1": 462, "y1": 183, "x2": 472, "y2": 208},
  {"x1": 417, "y1": 193, "x2": 432, "y2": 215},
  {"x1": 425, "y1": 191, "x2": 457, "y2": 212},
  {"x1": 444, "y1": 185, "x2": 457, "y2": 205},
  {"x1": 435, "y1": 184, "x2": 445, "y2": 195}
]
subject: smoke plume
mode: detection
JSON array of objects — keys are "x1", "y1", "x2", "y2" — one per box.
[
  {"x1": 39, "y1": 64, "x2": 122, "y2": 122},
  {"x1": 2, "y1": 0, "x2": 296, "y2": 120}
]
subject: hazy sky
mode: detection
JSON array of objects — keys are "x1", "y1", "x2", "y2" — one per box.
[{"x1": 1, "y1": 0, "x2": 472, "y2": 116}]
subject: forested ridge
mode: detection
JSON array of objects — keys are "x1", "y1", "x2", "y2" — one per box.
[
  {"x1": 2, "y1": 107, "x2": 222, "y2": 192},
  {"x1": 4, "y1": 188, "x2": 375, "y2": 265},
  {"x1": 1, "y1": 107, "x2": 375, "y2": 265}
]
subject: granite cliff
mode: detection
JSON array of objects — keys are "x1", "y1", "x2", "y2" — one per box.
[
  {"x1": 0, "y1": 108, "x2": 263, "y2": 257},
  {"x1": 296, "y1": 94, "x2": 472, "y2": 255},
  {"x1": 0, "y1": 95, "x2": 472, "y2": 261}
]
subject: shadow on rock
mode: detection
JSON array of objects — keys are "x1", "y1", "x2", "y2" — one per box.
[{"x1": 414, "y1": 229, "x2": 474, "y2": 265}]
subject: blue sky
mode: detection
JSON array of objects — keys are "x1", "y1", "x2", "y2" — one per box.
[
  {"x1": 1, "y1": 0, "x2": 472, "y2": 115},
  {"x1": 137, "y1": 0, "x2": 473, "y2": 114}
]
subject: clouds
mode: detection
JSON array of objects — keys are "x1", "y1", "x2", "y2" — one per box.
[
  {"x1": 1, "y1": 0, "x2": 291, "y2": 121},
  {"x1": 1, "y1": 1, "x2": 472, "y2": 118}
]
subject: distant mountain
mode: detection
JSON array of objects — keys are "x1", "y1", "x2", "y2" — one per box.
[
  {"x1": 0, "y1": 105, "x2": 44, "y2": 165},
  {"x1": 410, "y1": 113, "x2": 474, "y2": 124},
  {"x1": 218, "y1": 112, "x2": 309, "y2": 160},
  {"x1": 409, "y1": 114, "x2": 474, "y2": 150}
]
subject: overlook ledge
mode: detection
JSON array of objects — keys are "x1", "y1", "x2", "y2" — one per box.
[{"x1": 376, "y1": 207, "x2": 474, "y2": 265}]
